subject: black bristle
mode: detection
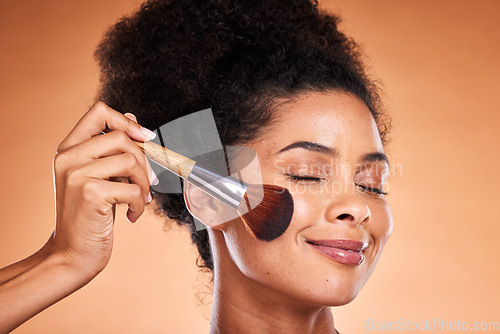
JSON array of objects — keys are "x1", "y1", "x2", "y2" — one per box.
[{"x1": 238, "y1": 184, "x2": 294, "y2": 241}]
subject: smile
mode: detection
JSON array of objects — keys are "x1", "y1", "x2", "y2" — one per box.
[{"x1": 305, "y1": 239, "x2": 368, "y2": 266}]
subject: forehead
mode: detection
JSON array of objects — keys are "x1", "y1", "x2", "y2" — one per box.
[{"x1": 256, "y1": 91, "x2": 384, "y2": 158}]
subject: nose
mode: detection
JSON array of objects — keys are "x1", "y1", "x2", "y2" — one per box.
[{"x1": 323, "y1": 183, "x2": 371, "y2": 227}]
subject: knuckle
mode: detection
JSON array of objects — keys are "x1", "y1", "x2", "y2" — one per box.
[
  {"x1": 113, "y1": 129, "x2": 131, "y2": 144},
  {"x1": 65, "y1": 167, "x2": 83, "y2": 187},
  {"x1": 121, "y1": 152, "x2": 138, "y2": 167},
  {"x1": 92, "y1": 101, "x2": 109, "y2": 114},
  {"x1": 88, "y1": 101, "x2": 111, "y2": 122},
  {"x1": 81, "y1": 181, "x2": 101, "y2": 202},
  {"x1": 53, "y1": 152, "x2": 67, "y2": 171}
]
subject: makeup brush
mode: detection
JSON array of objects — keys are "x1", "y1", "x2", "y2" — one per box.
[{"x1": 100, "y1": 127, "x2": 293, "y2": 241}]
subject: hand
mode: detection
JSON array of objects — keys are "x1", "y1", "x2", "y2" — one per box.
[{"x1": 50, "y1": 101, "x2": 157, "y2": 278}]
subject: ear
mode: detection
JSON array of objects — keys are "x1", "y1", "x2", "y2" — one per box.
[{"x1": 183, "y1": 181, "x2": 240, "y2": 229}]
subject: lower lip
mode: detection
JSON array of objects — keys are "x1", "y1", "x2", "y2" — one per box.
[{"x1": 307, "y1": 243, "x2": 365, "y2": 266}]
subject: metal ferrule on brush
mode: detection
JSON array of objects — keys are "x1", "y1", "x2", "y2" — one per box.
[{"x1": 186, "y1": 164, "x2": 248, "y2": 209}]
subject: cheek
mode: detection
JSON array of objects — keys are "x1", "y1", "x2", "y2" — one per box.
[
  {"x1": 221, "y1": 169, "x2": 325, "y2": 278},
  {"x1": 221, "y1": 190, "x2": 322, "y2": 280},
  {"x1": 376, "y1": 203, "x2": 393, "y2": 242},
  {"x1": 288, "y1": 189, "x2": 323, "y2": 228},
  {"x1": 223, "y1": 224, "x2": 295, "y2": 281},
  {"x1": 368, "y1": 201, "x2": 393, "y2": 256}
]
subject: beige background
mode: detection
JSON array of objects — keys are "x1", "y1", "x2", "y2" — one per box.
[{"x1": 1, "y1": 0, "x2": 499, "y2": 333}]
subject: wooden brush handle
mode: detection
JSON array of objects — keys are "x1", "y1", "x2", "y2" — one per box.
[{"x1": 134, "y1": 140, "x2": 196, "y2": 179}]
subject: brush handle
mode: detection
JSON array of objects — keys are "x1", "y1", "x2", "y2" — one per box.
[
  {"x1": 135, "y1": 140, "x2": 248, "y2": 209},
  {"x1": 101, "y1": 129, "x2": 248, "y2": 209},
  {"x1": 133, "y1": 140, "x2": 196, "y2": 179}
]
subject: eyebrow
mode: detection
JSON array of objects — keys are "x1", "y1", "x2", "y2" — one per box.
[
  {"x1": 360, "y1": 152, "x2": 389, "y2": 165},
  {"x1": 276, "y1": 141, "x2": 389, "y2": 165},
  {"x1": 277, "y1": 141, "x2": 337, "y2": 156}
]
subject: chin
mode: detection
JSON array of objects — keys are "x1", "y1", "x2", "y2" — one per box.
[
  {"x1": 288, "y1": 278, "x2": 366, "y2": 308},
  {"x1": 318, "y1": 287, "x2": 362, "y2": 307},
  {"x1": 324, "y1": 291, "x2": 359, "y2": 307},
  {"x1": 306, "y1": 283, "x2": 363, "y2": 306}
]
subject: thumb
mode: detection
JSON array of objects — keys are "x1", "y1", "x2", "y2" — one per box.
[
  {"x1": 124, "y1": 113, "x2": 138, "y2": 123},
  {"x1": 123, "y1": 112, "x2": 159, "y2": 186}
]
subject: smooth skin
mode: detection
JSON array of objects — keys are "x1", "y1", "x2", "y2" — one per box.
[
  {"x1": 185, "y1": 91, "x2": 393, "y2": 334},
  {"x1": 0, "y1": 102, "x2": 157, "y2": 332},
  {"x1": 0, "y1": 91, "x2": 392, "y2": 334}
]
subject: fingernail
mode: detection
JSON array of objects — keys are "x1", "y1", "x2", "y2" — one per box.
[
  {"x1": 146, "y1": 192, "x2": 153, "y2": 203},
  {"x1": 126, "y1": 208, "x2": 135, "y2": 223},
  {"x1": 150, "y1": 168, "x2": 159, "y2": 185},
  {"x1": 141, "y1": 127, "x2": 156, "y2": 141},
  {"x1": 124, "y1": 113, "x2": 137, "y2": 122}
]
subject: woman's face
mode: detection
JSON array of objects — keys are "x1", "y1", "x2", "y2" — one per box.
[{"x1": 217, "y1": 91, "x2": 392, "y2": 306}]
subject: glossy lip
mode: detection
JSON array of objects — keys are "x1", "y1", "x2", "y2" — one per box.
[
  {"x1": 305, "y1": 238, "x2": 368, "y2": 266},
  {"x1": 306, "y1": 239, "x2": 368, "y2": 251}
]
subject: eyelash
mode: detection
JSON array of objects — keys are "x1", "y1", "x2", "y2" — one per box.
[
  {"x1": 356, "y1": 184, "x2": 389, "y2": 196},
  {"x1": 286, "y1": 174, "x2": 323, "y2": 183},
  {"x1": 285, "y1": 174, "x2": 389, "y2": 196}
]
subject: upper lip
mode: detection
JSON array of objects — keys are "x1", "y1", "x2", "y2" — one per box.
[{"x1": 305, "y1": 239, "x2": 368, "y2": 252}]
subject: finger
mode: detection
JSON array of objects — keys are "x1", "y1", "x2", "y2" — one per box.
[
  {"x1": 126, "y1": 206, "x2": 141, "y2": 223},
  {"x1": 58, "y1": 101, "x2": 156, "y2": 153},
  {"x1": 124, "y1": 113, "x2": 137, "y2": 122},
  {"x1": 124, "y1": 113, "x2": 158, "y2": 185},
  {"x1": 86, "y1": 179, "x2": 146, "y2": 223},
  {"x1": 60, "y1": 129, "x2": 156, "y2": 185},
  {"x1": 69, "y1": 153, "x2": 152, "y2": 203}
]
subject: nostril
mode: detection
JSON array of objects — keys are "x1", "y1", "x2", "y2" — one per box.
[{"x1": 337, "y1": 213, "x2": 353, "y2": 220}]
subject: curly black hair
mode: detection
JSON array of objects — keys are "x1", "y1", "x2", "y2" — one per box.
[{"x1": 95, "y1": 0, "x2": 389, "y2": 274}]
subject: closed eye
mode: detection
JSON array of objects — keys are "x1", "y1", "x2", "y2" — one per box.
[
  {"x1": 286, "y1": 175, "x2": 389, "y2": 196},
  {"x1": 356, "y1": 184, "x2": 388, "y2": 196},
  {"x1": 286, "y1": 174, "x2": 323, "y2": 183}
]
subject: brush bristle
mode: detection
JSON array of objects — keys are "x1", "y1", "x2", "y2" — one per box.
[{"x1": 237, "y1": 184, "x2": 294, "y2": 241}]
